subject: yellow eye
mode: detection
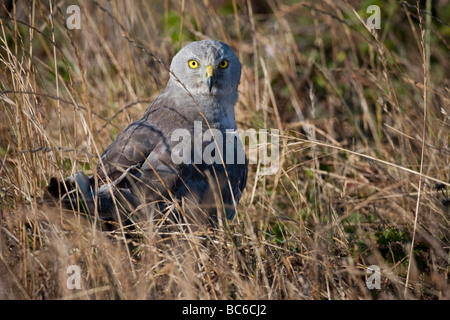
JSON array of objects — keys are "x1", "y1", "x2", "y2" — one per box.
[
  {"x1": 188, "y1": 60, "x2": 199, "y2": 68},
  {"x1": 219, "y1": 60, "x2": 229, "y2": 69}
]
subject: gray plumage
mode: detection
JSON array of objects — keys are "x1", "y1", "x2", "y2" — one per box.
[{"x1": 48, "y1": 40, "x2": 247, "y2": 227}]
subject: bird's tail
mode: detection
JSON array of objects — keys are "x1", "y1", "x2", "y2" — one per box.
[
  {"x1": 46, "y1": 171, "x2": 137, "y2": 222},
  {"x1": 46, "y1": 171, "x2": 98, "y2": 215}
]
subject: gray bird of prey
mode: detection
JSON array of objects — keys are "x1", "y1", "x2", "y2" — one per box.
[{"x1": 48, "y1": 40, "x2": 247, "y2": 227}]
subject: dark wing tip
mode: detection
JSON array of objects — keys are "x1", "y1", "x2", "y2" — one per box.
[
  {"x1": 46, "y1": 176, "x2": 75, "y2": 198},
  {"x1": 46, "y1": 177, "x2": 62, "y2": 198}
]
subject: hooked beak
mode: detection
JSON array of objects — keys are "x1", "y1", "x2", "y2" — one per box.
[{"x1": 206, "y1": 65, "x2": 214, "y2": 92}]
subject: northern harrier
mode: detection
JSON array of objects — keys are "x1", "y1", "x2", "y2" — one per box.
[{"x1": 48, "y1": 40, "x2": 248, "y2": 227}]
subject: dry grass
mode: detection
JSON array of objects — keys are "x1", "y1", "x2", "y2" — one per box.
[{"x1": 0, "y1": 0, "x2": 449, "y2": 300}]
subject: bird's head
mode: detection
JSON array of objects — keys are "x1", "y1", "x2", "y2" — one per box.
[{"x1": 169, "y1": 40, "x2": 241, "y2": 97}]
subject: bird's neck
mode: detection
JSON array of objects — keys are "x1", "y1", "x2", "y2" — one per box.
[
  {"x1": 163, "y1": 81, "x2": 238, "y2": 130},
  {"x1": 197, "y1": 92, "x2": 238, "y2": 130}
]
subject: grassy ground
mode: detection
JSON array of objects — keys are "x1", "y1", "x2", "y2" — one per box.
[{"x1": 0, "y1": 0, "x2": 449, "y2": 299}]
